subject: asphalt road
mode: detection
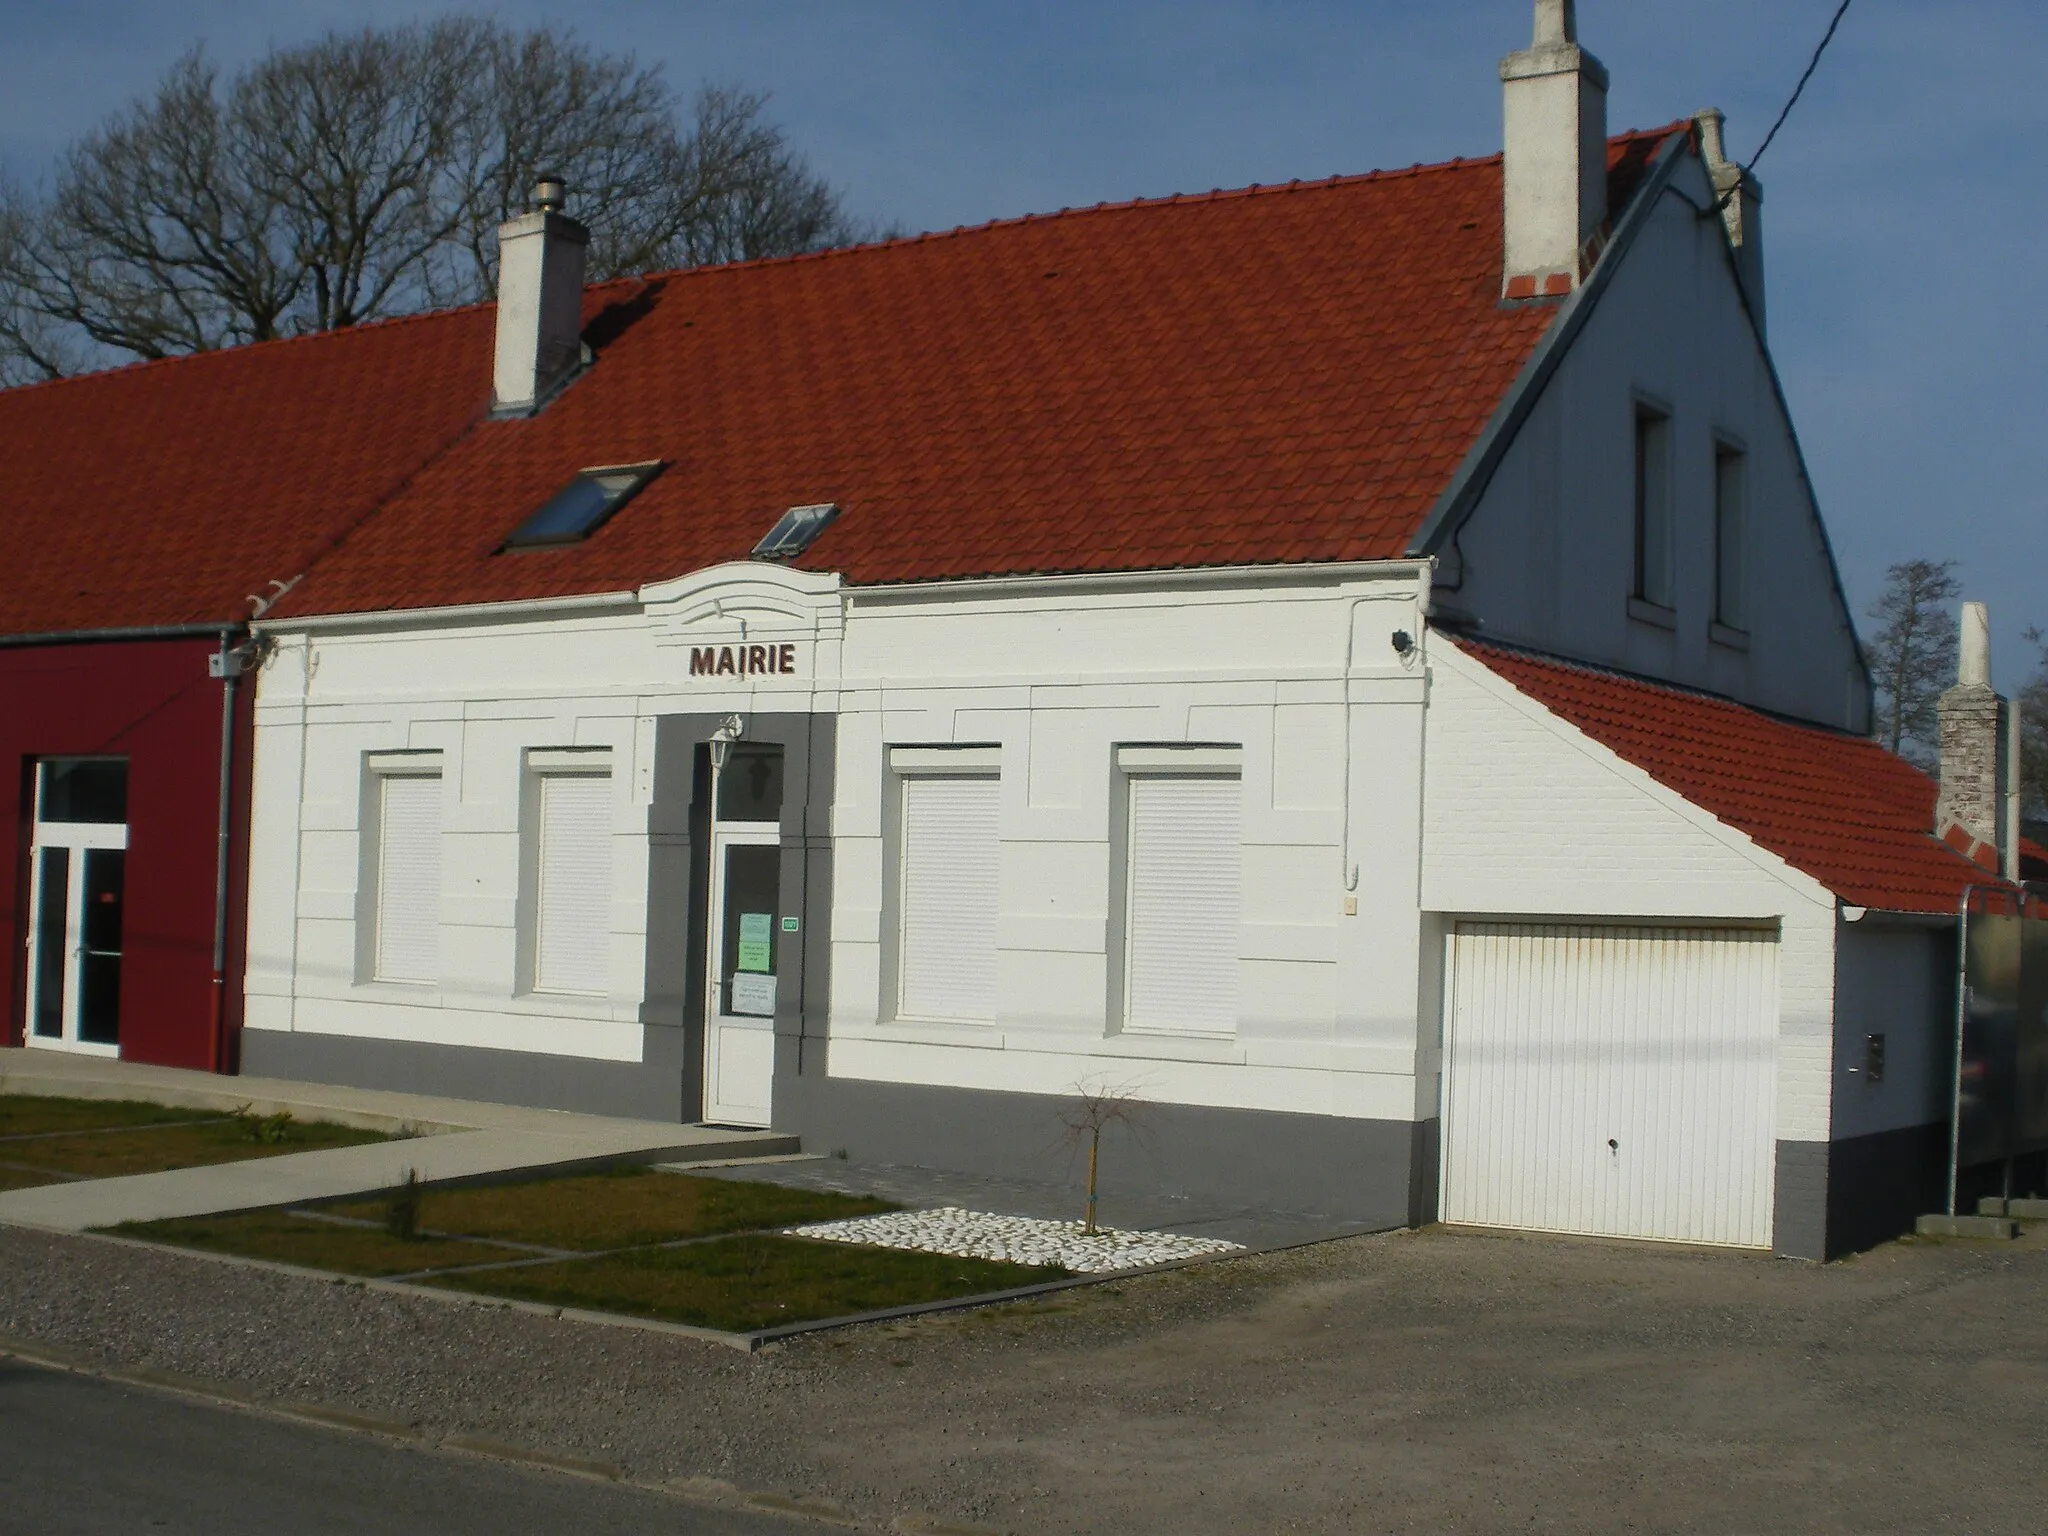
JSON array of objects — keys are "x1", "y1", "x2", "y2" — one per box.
[{"x1": 0, "y1": 1360, "x2": 802, "y2": 1536}]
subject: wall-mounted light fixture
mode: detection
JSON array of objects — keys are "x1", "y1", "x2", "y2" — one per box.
[{"x1": 709, "y1": 714, "x2": 746, "y2": 772}]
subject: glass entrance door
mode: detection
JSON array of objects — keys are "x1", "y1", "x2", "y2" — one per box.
[
  {"x1": 702, "y1": 743, "x2": 784, "y2": 1127},
  {"x1": 25, "y1": 759, "x2": 130, "y2": 1056},
  {"x1": 704, "y1": 828, "x2": 780, "y2": 1126}
]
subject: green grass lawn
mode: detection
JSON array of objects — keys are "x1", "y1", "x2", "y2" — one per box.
[
  {"x1": 426, "y1": 1234, "x2": 1070, "y2": 1332},
  {"x1": 0, "y1": 1116, "x2": 390, "y2": 1181},
  {"x1": 323, "y1": 1165, "x2": 895, "y2": 1250},
  {"x1": 0, "y1": 1166, "x2": 67, "y2": 1192},
  {"x1": 0, "y1": 1094, "x2": 396, "y2": 1184},
  {"x1": 0, "y1": 1094, "x2": 226, "y2": 1138},
  {"x1": 109, "y1": 1165, "x2": 1072, "y2": 1333},
  {"x1": 117, "y1": 1210, "x2": 524, "y2": 1277}
]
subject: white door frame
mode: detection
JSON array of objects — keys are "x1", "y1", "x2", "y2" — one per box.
[
  {"x1": 24, "y1": 819, "x2": 129, "y2": 1057},
  {"x1": 702, "y1": 820, "x2": 782, "y2": 1126}
]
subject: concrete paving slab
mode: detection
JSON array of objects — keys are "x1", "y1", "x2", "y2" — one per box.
[
  {"x1": 1977, "y1": 1195, "x2": 2048, "y2": 1220},
  {"x1": 1915, "y1": 1212, "x2": 2017, "y2": 1240},
  {"x1": 0, "y1": 1048, "x2": 795, "y2": 1232}
]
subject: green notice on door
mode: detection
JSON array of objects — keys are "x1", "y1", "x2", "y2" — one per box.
[{"x1": 737, "y1": 912, "x2": 773, "y2": 972}]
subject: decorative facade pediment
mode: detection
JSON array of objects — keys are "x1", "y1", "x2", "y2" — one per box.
[{"x1": 638, "y1": 561, "x2": 846, "y2": 686}]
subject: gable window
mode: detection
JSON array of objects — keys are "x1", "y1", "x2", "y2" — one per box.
[
  {"x1": 367, "y1": 754, "x2": 442, "y2": 985},
  {"x1": 1117, "y1": 745, "x2": 1241, "y2": 1038},
  {"x1": 1632, "y1": 406, "x2": 1673, "y2": 610},
  {"x1": 501, "y1": 462, "x2": 661, "y2": 550},
  {"x1": 891, "y1": 748, "x2": 1002, "y2": 1023},
  {"x1": 528, "y1": 750, "x2": 613, "y2": 995},
  {"x1": 1713, "y1": 441, "x2": 1747, "y2": 633}
]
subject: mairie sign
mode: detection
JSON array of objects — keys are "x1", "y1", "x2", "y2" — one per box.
[{"x1": 689, "y1": 642, "x2": 797, "y2": 678}]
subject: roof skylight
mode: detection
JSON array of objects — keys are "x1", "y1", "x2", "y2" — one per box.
[
  {"x1": 752, "y1": 502, "x2": 839, "y2": 561},
  {"x1": 501, "y1": 462, "x2": 662, "y2": 550}
]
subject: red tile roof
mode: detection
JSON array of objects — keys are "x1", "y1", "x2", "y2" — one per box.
[
  {"x1": 0, "y1": 308, "x2": 491, "y2": 634},
  {"x1": 254, "y1": 128, "x2": 1671, "y2": 620},
  {"x1": 0, "y1": 127, "x2": 1673, "y2": 636},
  {"x1": 1459, "y1": 637, "x2": 2024, "y2": 915}
]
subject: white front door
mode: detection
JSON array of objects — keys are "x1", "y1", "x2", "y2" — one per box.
[
  {"x1": 1440, "y1": 922, "x2": 1779, "y2": 1249},
  {"x1": 703, "y1": 823, "x2": 782, "y2": 1126},
  {"x1": 24, "y1": 760, "x2": 131, "y2": 1056}
]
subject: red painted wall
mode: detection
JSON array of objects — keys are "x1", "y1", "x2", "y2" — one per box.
[{"x1": 1, "y1": 637, "x2": 250, "y2": 1071}]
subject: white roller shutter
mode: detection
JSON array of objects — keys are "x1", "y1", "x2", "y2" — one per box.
[
  {"x1": 1124, "y1": 774, "x2": 1240, "y2": 1035},
  {"x1": 898, "y1": 774, "x2": 1000, "y2": 1021},
  {"x1": 1442, "y1": 923, "x2": 1778, "y2": 1248},
  {"x1": 373, "y1": 772, "x2": 441, "y2": 984},
  {"x1": 534, "y1": 773, "x2": 612, "y2": 995}
]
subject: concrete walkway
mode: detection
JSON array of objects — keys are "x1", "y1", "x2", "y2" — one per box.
[{"x1": 0, "y1": 1049, "x2": 795, "y2": 1233}]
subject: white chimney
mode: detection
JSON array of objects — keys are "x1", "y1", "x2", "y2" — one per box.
[
  {"x1": 1694, "y1": 110, "x2": 1766, "y2": 336},
  {"x1": 1935, "y1": 600, "x2": 2017, "y2": 876},
  {"x1": 493, "y1": 177, "x2": 589, "y2": 414},
  {"x1": 1500, "y1": 0, "x2": 1609, "y2": 299},
  {"x1": 1959, "y1": 601, "x2": 1992, "y2": 688}
]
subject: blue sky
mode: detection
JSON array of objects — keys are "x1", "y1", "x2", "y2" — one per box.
[{"x1": 3, "y1": 1, "x2": 2041, "y2": 686}]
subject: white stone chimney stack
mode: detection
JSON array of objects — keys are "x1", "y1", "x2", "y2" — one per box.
[
  {"x1": 493, "y1": 176, "x2": 589, "y2": 414},
  {"x1": 1694, "y1": 110, "x2": 1766, "y2": 336},
  {"x1": 1935, "y1": 600, "x2": 2021, "y2": 879},
  {"x1": 1500, "y1": 0, "x2": 1609, "y2": 299}
]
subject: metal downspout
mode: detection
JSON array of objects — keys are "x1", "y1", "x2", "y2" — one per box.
[
  {"x1": 209, "y1": 629, "x2": 238, "y2": 1073},
  {"x1": 1946, "y1": 889, "x2": 1972, "y2": 1218}
]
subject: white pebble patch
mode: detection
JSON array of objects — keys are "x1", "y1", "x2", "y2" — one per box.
[{"x1": 784, "y1": 1206, "x2": 1243, "y2": 1274}]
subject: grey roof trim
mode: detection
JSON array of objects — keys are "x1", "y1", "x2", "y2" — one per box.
[
  {"x1": 1405, "y1": 127, "x2": 1692, "y2": 561},
  {"x1": 0, "y1": 622, "x2": 235, "y2": 650},
  {"x1": 1728, "y1": 249, "x2": 1874, "y2": 722},
  {"x1": 847, "y1": 557, "x2": 1432, "y2": 606},
  {"x1": 254, "y1": 588, "x2": 640, "y2": 635}
]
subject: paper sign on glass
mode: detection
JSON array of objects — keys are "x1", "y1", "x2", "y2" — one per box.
[
  {"x1": 730, "y1": 971, "x2": 776, "y2": 1017},
  {"x1": 737, "y1": 912, "x2": 773, "y2": 972}
]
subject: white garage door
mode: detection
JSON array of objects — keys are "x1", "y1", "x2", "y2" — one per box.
[{"x1": 1442, "y1": 923, "x2": 1778, "y2": 1248}]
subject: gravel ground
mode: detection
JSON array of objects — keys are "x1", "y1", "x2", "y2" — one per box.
[{"x1": 6, "y1": 1221, "x2": 2048, "y2": 1533}]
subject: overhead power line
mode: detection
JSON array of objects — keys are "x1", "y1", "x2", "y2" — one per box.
[{"x1": 1744, "y1": 0, "x2": 1855, "y2": 176}]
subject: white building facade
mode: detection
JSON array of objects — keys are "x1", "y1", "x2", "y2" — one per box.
[{"x1": 230, "y1": 6, "x2": 2002, "y2": 1260}]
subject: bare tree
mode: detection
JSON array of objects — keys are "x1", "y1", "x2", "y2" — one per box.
[
  {"x1": 1867, "y1": 558, "x2": 1962, "y2": 769},
  {"x1": 0, "y1": 180, "x2": 88, "y2": 383},
  {"x1": 1057, "y1": 1082, "x2": 1150, "y2": 1235},
  {"x1": 2020, "y1": 628, "x2": 2048, "y2": 821},
  {"x1": 0, "y1": 21, "x2": 867, "y2": 380}
]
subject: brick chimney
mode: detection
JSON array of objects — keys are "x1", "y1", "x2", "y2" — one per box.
[
  {"x1": 1500, "y1": 0, "x2": 1609, "y2": 300},
  {"x1": 493, "y1": 176, "x2": 589, "y2": 414},
  {"x1": 1694, "y1": 110, "x2": 1766, "y2": 336},
  {"x1": 1935, "y1": 601, "x2": 2021, "y2": 879}
]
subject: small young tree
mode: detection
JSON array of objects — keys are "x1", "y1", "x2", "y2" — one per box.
[
  {"x1": 1866, "y1": 558, "x2": 1962, "y2": 769},
  {"x1": 384, "y1": 1168, "x2": 423, "y2": 1242},
  {"x1": 1057, "y1": 1082, "x2": 1149, "y2": 1235}
]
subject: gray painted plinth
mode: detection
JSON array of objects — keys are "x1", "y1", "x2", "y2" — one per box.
[
  {"x1": 795, "y1": 1075, "x2": 1436, "y2": 1228},
  {"x1": 242, "y1": 1029, "x2": 690, "y2": 1124}
]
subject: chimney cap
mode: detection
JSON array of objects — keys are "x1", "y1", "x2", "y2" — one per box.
[
  {"x1": 532, "y1": 176, "x2": 568, "y2": 214},
  {"x1": 1960, "y1": 601, "x2": 1992, "y2": 689},
  {"x1": 1533, "y1": 0, "x2": 1578, "y2": 47}
]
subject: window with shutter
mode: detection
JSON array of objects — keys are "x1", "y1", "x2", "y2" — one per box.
[
  {"x1": 534, "y1": 771, "x2": 612, "y2": 995},
  {"x1": 897, "y1": 773, "x2": 1000, "y2": 1022},
  {"x1": 373, "y1": 770, "x2": 442, "y2": 984},
  {"x1": 1123, "y1": 773, "x2": 1240, "y2": 1036}
]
